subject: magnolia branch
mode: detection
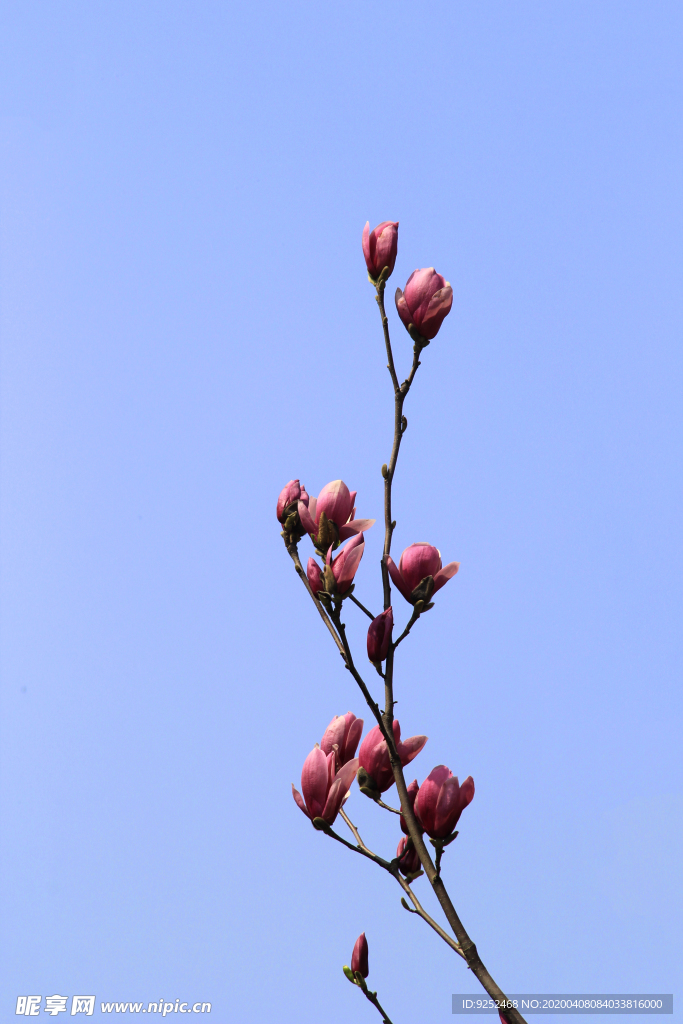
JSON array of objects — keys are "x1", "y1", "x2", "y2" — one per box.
[
  {"x1": 282, "y1": 224, "x2": 529, "y2": 1024},
  {"x1": 372, "y1": 282, "x2": 529, "y2": 1024}
]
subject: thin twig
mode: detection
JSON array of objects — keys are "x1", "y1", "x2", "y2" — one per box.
[
  {"x1": 396, "y1": 877, "x2": 466, "y2": 959},
  {"x1": 355, "y1": 979, "x2": 395, "y2": 1024},
  {"x1": 286, "y1": 542, "x2": 347, "y2": 660},
  {"x1": 339, "y1": 807, "x2": 377, "y2": 856},
  {"x1": 392, "y1": 606, "x2": 422, "y2": 649},
  {"x1": 318, "y1": 820, "x2": 393, "y2": 873},
  {"x1": 349, "y1": 593, "x2": 376, "y2": 621},
  {"x1": 376, "y1": 798, "x2": 401, "y2": 815}
]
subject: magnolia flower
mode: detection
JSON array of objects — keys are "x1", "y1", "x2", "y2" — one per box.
[
  {"x1": 276, "y1": 479, "x2": 310, "y2": 541},
  {"x1": 414, "y1": 766, "x2": 475, "y2": 839},
  {"x1": 367, "y1": 607, "x2": 393, "y2": 664},
  {"x1": 276, "y1": 479, "x2": 304, "y2": 522},
  {"x1": 362, "y1": 220, "x2": 399, "y2": 281},
  {"x1": 395, "y1": 267, "x2": 453, "y2": 341},
  {"x1": 385, "y1": 543, "x2": 459, "y2": 605},
  {"x1": 357, "y1": 720, "x2": 427, "y2": 795},
  {"x1": 321, "y1": 712, "x2": 364, "y2": 771},
  {"x1": 351, "y1": 932, "x2": 369, "y2": 978},
  {"x1": 298, "y1": 479, "x2": 374, "y2": 552},
  {"x1": 292, "y1": 745, "x2": 359, "y2": 827}
]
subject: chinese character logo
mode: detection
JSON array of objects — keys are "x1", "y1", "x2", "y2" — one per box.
[
  {"x1": 70, "y1": 997, "x2": 95, "y2": 1016},
  {"x1": 45, "y1": 995, "x2": 68, "y2": 1016}
]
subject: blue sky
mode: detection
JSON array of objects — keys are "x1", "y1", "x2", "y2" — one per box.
[{"x1": 1, "y1": 2, "x2": 681, "y2": 1021}]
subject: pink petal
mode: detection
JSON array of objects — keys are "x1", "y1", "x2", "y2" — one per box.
[
  {"x1": 321, "y1": 776, "x2": 346, "y2": 823},
  {"x1": 292, "y1": 784, "x2": 311, "y2": 819},
  {"x1": 339, "y1": 517, "x2": 375, "y2": 540},
  {"x1": 344, "y1": 716, "x2": 364, "y2": 762},
  {"x1": 398, "y1": 734, "x2": 428, "y2": 767},
  {"x1": 433, "y1": 561, "x2": 460, "y2": 593},
  {"x1": 321, "y1": 715, "x2": 347, "y2": 759},
  {"x1": 415, "y1": 765, "x2": 451, "y2": 834},
  {"x1": 322, "y1": 758, "x2": 359, "y2": 824},
  {"x1": 298, "y1": 500, "x2": 317, "y2": 535},
  {"x1": 332, "y1": 534, "x2": 364, "y2": 590},
  {"x1": 307, "y1": 558, "x2": 323, "y2": 594},
  {"x1": 374, "y1": 222, "x2": 398, "y2": 274},
  {"x1": 459, "y1": 775, "x2": 475, "y2": 809},
  {"x1": 358, "y1": 724, "x2": 387, "y2": 776},
  {"x1": 395, "y1": 288, "x2": 412, "y2": 330},
  {"x1": 336, "y1": 757, "x2": 359, "y2": 793},
  {"x1": 326, "y1": 750, "x2": 337, "y2": 789},
  {"x1": 405, "y1": 268, "x2": 445, "y2": 323},
  {"x1": 385, "y1": 555, "x2": 412, "y2": 602},
  {"x1": 317, "y1": 480, "x2": 353, "y2": 529},
  {"x1": 277, "y1": 479, "x2": 300, "y2": 521},
  {"x1": 301, "y1": 746, "x2": 330, "y2": 820},
  {"x1": 418, "y1": 283, "x2": 453, "y2": 340},
  {"x1": 362, "y1": 221, "x2": 371, "y2": 268},
  {"x1": 434, "y1": 774, "x2": 461, "y2": 836}
]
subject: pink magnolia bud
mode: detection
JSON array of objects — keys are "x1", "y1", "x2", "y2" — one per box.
[
  {"x1": 276, "y1": 479, "x2": 302, "y2": 522},
  {"x1": 386, "y1": 542, "x2": 459, "y2": 605},
  {"x1": 328, "y1": 532, "x2": 364, "y2": 595},
  {"x1": 297, "y1": 479, "x2": 375, "y2": 552},
  {"x1": 321, "y1": 712, "x2": 364, "y2": 771},
  {"x1": 362, "y1": 221, "x2": 399, "y2": 282},
  {"x1": 292, "y1": 745, "x2": 359, "y2": 827},
  {"x1": 395, "y1": 267, "x2": 453, "y2": 341},
  {"x1": 396, "y1": 835, "x2": 421, "y2": 878},
  {"x1": 357, "y1": 720, "x2": 427, "y2": 794},
  {"x1": 367, "y1": 607, "x2": 393, "y2": 664},
  {"x1": 399, "y1": 779, "x2": 421, "y2": 835},
  {"x1": 414, "y1": 766, "x2": 475, "y2": 839},
  {"x1": 351, "y1": 932, "x2": 369, "y2": 978},
  {"x1": 306, "y1": 558, "x2": 323, "y2": 595}
]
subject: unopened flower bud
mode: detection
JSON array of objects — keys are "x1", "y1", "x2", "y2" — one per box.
[
  {"x1": 367, "y1": 607, "x2": 393, "y2": 664},
  {"x1": 415, "y1": 766, "x2": 475, "y2": 839},
  {"x1": 277, "y1": 479, "x2": 309, "y2": 543},
  {"x1": 386, "y1": 543, "x2": 459, "y2": 606},
  {"x1": 307, "y1": 558, "x2": 323, "y2": 595},
  {"x1": 351, "y1": 932, "x2": 369, "y2": 979},
  {"x1": 395, "y1": 267, "x2": 453, "y2": 342},
  {"x1": 357, "y1": 721, "x2": 427, "y2": 794},
  {"x1": 297, "y1": 479, "x2": 375, "y2": 554},
  {"x1": 277, "y1": 479, "x2": 302, "y2": 522},
  {"x1": 362, "y1": 221, "x2": 399, "y2": 282},
  {"x1": 396, "y1": 835, "x2": 422, "y2": 879},
  {"x1": 399, "y1": 779, "x2": 421, "y2": 835}
]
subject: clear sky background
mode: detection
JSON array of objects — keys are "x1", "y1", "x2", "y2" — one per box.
[{"x1": 1, "y1": 2, "x2": 681, "y2": 1022}]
